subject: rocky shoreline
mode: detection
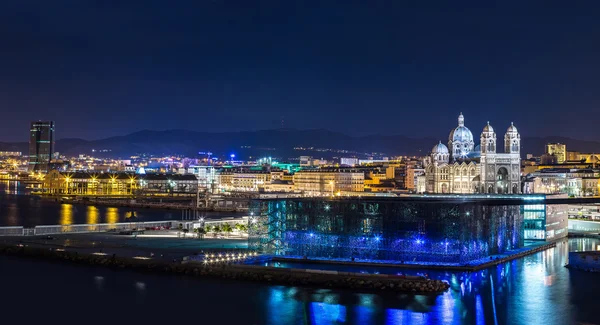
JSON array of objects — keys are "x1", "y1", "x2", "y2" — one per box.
[{"x1": 0, "y1": 244, "x2": 449, "y2": 294}]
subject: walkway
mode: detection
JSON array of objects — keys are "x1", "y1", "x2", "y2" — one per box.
[{"x1": 0, "y1": 230, "x2": 248, "y2": 262}]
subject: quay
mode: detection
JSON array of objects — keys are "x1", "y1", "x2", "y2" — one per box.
[
  {"x1": 36, "y1": 194, "x2": 249, "y2": 212},
  {"x1": 0, "y1": 231, "x2": 449, "y2": 294}
]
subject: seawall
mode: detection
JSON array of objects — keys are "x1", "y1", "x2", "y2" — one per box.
[{"x1": 0, "y1": 244, "x2": 449, "y2": 294}]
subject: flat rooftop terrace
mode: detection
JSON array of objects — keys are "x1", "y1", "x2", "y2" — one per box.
[
  {"x1": 255, "y1": 194, "x2": 600, "y2": 206},
  {"x1": 0, "y1": 231, "x2": 248, "y2": 261}
]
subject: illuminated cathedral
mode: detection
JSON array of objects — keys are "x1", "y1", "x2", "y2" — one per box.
[{"x1": 424, "y1": 113, "x2": 521, "y2": 194}]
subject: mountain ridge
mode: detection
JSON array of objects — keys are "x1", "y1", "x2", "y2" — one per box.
[{"x1": 1, "y1": 129, "x2": 599, "y2": 159}]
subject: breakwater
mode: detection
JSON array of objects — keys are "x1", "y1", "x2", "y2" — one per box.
[
  {"x1": 566, "y1": 251, "x2": 600, "y2": 273},
  {"x1": 0, "y1": 243, "x2": 449, "y2": 293}
]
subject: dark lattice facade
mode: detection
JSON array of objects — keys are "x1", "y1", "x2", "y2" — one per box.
[{"x1": 248, "y1": 197, "x2": 525, "y2": 264}]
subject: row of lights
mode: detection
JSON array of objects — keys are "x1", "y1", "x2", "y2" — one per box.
[{"x1": 203, "y1": 252, "x2": 258, "y2": 264}]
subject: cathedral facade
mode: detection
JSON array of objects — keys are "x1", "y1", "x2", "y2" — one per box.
[{"x1": 424, "y1": 113, "x2": 521, "y2": 194}]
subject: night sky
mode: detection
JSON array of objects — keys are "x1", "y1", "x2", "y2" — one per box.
[{"x1": 1, "y1": 1, "x2": 599, "y2": 142}]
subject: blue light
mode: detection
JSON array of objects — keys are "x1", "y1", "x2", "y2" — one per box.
[
  {"x1": 230, "y1": 154, "x2": 235, "y2": 158},
  {"x1": 416, "y1": 239, "x2": 423, "y2": 244},
  {"x1": 309, "y1": 233, "x2": 314, "y2": 237},
  {"x1": 375, "y1": 236, "x2": 381, "y2": 241}
]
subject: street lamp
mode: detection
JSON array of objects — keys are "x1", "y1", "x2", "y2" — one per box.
[{"x1": 65, "y1": 176, "x2": 71, "y2": 194}]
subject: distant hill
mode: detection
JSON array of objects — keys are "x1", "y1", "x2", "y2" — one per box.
[{"x1": 1, "y1": 129, "x2": 600, "y2": 159}]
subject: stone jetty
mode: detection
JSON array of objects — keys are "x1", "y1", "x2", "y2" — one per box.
[{"x1": 0, "y1": 244, "x2": 449, "y2": 294}]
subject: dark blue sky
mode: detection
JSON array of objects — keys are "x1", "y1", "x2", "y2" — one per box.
[{"x1": 1, "y1": 1, "x2": 599, "y2": 142}]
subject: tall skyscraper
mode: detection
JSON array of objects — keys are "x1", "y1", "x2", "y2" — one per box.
[{"x1": 29, "y1": 121, "x2": 55, "y2": 172}]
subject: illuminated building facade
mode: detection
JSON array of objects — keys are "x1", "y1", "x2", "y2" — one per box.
[
  {"x1": 425, "y1": 113, "x2": 521, "y2": 194},
  {"x1": 141, "y1": 174, "x2": 198, "y2": 194},
  {"x1": 566, "y1": 152, "x2": 600, "y2": 164},
  {"x1": 522, "y1": 202, "x2": 568, "y2": 241},
  {"x1": 42, "y1": 170, "x2": 138, "y2": 195},
  {"x1": 187, "y1": 166, "x2": 218, "y2": 192},
  {"x1": 546, "y1": 143, "x2": 567, "y2": 164},
  {"x1": 522, "y1": 168, "x2": 600, "y2": 196},
  {"x1": 248, "y1": 196, "x2": 546, "y2": 264},
  {"x1": 293, "y1": 169, "x2": 364, "y2": 195},
  {"x1": 29, "y1": 121, "x2": 55, "y2": 172},
  {"x1": 42, "y1": 171, "x2": 198, "y2": 195}
]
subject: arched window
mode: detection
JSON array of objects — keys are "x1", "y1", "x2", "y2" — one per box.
[{"x1": 496, "y1": 167, "x2": 509, "y2": 194}]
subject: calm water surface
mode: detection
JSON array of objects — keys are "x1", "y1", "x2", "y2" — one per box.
[
  {"x1": 2, "y1": 239, "x2": 599, "y2": 324},
  {"x1": 0, "y1": 181, "x2": 241, "y2": 226},
  {"x1": 2, "y1": 181, "x2": 600, "y2": 324}
]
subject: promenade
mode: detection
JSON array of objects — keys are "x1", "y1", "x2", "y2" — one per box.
[
  {"x1": 0, "y1": 230, "x2": 248, "y2": 261},
  {"x1": 0, "y1": 231, "x2": 450, "y2": 294}
]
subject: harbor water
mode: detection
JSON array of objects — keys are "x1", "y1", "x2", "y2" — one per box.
[
  {"x1": 1, "y1": 181, "x2": 600, "y2": 324},
  {"x1": 0, "y1": 181, "x2": 242, "y2": 227}
]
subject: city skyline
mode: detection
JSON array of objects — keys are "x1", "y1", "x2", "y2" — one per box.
[
  {"x1": 1, "y1": 1, "x2": 600, "y2": 141},
  {"x1": 2, "y1": 3, "x2": 600, "y2": 324}
]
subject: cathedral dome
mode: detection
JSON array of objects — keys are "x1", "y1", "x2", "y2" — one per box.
[
  {"x1": 448, "y1": 113, "x2": 474, "y2": 143},
  {"x1": 506, "y1": 122, "x2": 518, "y2": 134},
  {"x1": 449, "y1": 126, "x2": 474, "y2": 143},
  {"x1": 482, "y1": 122, "x2": 494, "y2": 133},
  {"x1": 432, "y1": 141, "x2": 449, "y2": 154}
]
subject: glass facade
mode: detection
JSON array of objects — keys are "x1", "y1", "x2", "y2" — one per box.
[
  {"x1": 29, "y1": 121, "x2": 55, "y2": 172},
  {"x1": 249, "y1": 197, "x2": 526, "y2": 264},
  {"x1": 521, "y1": 203, "x2": 569, "y2": 241},
  {"x1": 523, "y1": 204, "x2": 546, "y2": 240}
]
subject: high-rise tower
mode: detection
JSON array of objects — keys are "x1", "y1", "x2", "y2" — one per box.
[{"x1": 28, "y1": 121, "x2": 55, "y2": 172}]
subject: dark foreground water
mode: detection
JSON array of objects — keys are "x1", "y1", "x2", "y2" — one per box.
[
  {"x1": 0, "y1": 181, "x2": 242, "y2": 226},
  {"x1": 2, "y1": 238, "x2": 599, "y2": 325}
]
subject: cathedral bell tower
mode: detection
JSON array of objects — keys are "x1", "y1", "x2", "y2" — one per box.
[
  {"x1": 480, "y1": 122, "x2": 496, "y2": 154},
  {"x1": 504, "y1": 122, "x2": 520, "y2": 154}
]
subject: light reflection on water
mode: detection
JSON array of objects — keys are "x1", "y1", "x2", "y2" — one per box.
[
  {"x1": 1, "y1": 180, "x2": 22, "y2": 195},
  {"x1": 0, "y1": 184, "x2": 238, "y2": 226},
  {"x1": 60, "y1": 204, "x2": 73, "y2": 225},
  {"x1": 106, "y1": 207, "x2": 119, "y2": 224},
  {"x1": 257, "y1": 239, "x2": 599, "y2": 325},
  {"x1": 87, "y1": 206, "x2": 99, "y2": 225},
  {"x1": 0, "y1": 240, "x2": 599, "y2": 324}
]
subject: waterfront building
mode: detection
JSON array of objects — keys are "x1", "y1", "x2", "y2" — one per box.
[
  {"x1": 293, "y1": 168, "x2": 364, "y2": 195},
  {"x1": 249, "y1": 195, "x2": 566, "y2": 264},
  {"x1": 28, "y1": 121, "x2": 55, "y2": 172},
  {"x1": 213, "y1": 168, "x2": 297, "y2": 192},
  {"x1": 43, "y1": 170, "x2": 138, "y2": 195},
  {"x1": 546, "y1": 143, "x2": 567, "y2": 164},
  {"x1": 187, "y1": 166, "x2": 218, "y2": 192},
  {"x1": 140, "y1": 174, "x2": 198, "y2": 195},
  {"x1": 42, "y1": 171, "x2": 198, "y2": 195},
  {"x1": 424, "y1": 113, "x2": 521, "y2": 194}
]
